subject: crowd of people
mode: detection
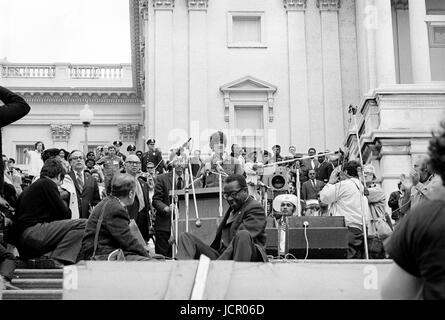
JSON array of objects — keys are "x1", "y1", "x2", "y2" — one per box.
[{"x1": 1, "y1": 86, "x2": 445, "y2": 299}]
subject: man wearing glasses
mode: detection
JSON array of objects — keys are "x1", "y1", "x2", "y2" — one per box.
[
  {"x1": 124, "y1": 155, "x2": 152, "y2": 243},
  {"x1": 67, "y1": 150, "x2": 101, "y2": 219},
  {"x1": 176, "y1": 174, "x2": 268, "y2": 262}
]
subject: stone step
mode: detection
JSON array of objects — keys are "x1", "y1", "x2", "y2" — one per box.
[
  {"x1": 1, "y1": 289, "x2": 63, "y2": 300},
  {"x1": 11, "y1": 279, "x2": 63, "y2": 290},
  {"x1": 13, "y1": 269, "x2": 63, "y2": 279}
]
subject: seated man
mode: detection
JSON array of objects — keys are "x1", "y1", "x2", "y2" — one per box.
[
  {"x1": 77, "y1": 173, "x2": 151, "y2": 261},
  {"x1": 177, "y1": 174, "x2": 268, "y2": 262},
  {"x1": 12, "y1": 158, "x2": 87, "y2": 266}
]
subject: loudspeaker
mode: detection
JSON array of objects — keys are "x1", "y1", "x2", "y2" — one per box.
[
  {"x1": 287, "y1": 216, "x2": 349, "y2": 259},
  {"x1": 269, "y1": 166, "x2": 290, "y2": 191}
]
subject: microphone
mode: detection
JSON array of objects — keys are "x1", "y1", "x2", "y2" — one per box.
[{"x1": 257, "y1": 181, "x2": 270, "y2": 189}]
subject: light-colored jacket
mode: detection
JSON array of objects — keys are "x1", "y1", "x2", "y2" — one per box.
[
  {"x1": 61, "y1": 175, "x2": 80, "y2": 220},
  {"x1": 319, "y1": 178, "x2": 370, "y2": 230}
]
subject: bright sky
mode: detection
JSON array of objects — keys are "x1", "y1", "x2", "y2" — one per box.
[{"x1": 0, "y1": 0, "x2": 131, "y2": 64}]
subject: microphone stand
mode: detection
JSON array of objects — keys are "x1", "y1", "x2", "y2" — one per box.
[
  {"x1": 183, "y1": 139, "x2": 201, "y2": 228},
  {"x1": 349, "y1": 105, "x2": 369, "y2": 260},
  {"x1": 171, "y1": 167, "x2": 176, "y2": 259},
  {"x1": 262, "y1": 151, "x2": 340, "y2": 168}
]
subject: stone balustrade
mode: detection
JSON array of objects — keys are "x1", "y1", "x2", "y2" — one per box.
[
  {"x1": 1, "y1": 63, "x2": 127, "y2": 80},
  {"x1": 69, "y1": 65, "x2": 125, "y2": 79},
  {"x1": 1, "y1": 64, "x2": 56, "y2": 78}
]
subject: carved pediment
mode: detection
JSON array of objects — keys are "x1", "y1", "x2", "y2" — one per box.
[
  {"x1": 220, "y1": 76, "x2": 277, "y2": 123},
  {"x1": 220, "y1": 76, "x2": 277, "y2": 93}
]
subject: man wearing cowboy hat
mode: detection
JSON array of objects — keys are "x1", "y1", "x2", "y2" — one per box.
[{"x1": 141, "y1": 139, "x2": 166, "y2": 175}]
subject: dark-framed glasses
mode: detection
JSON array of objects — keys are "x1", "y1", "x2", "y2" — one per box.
[{"x1": 222, "y1": 188, "x2": 245, "y2": 199}]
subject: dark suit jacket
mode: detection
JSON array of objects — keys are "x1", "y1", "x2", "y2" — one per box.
[
  {"x1": 388, "y1": 190, "x2": 401, "y2": 212},
  {"x1": 78, "y1": 196, "x2": 149, "y2": 260},
  {"x1": 126, "y1": 177, "x2": 151, "y2": 241},
  {"x1": 68, "y1": 170, "x2": 101, "y2": 219},
  {"x1": 301, "y1": 179, "x2": 326, "y2": 200},
  {"x1": 210, "y1": 196, "x2": 267, "y2": 261},
  {"x1": 316, "y1": 161, "x2": 334, "y2": 183},
  {"x1": 152, "y1": 172, "x2": 184, "y2": 232}
]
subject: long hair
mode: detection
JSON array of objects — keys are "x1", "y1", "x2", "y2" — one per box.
[{"x1": 429, "y1": 120, "x2": 445, "y2": 186}]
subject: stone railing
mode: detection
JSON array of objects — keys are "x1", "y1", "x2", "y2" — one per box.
[
  {"x1": 1, "y1": 64, "x2": 56, "y2": 78},
  {"x1": 0, "y1": 62, "x2": 129, "y2": 80},
  {"x1": 69, "y1": 65, "x2": 125, "y2": 79}
]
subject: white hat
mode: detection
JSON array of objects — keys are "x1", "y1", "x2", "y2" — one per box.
[
  {"x1": 272, "y1": 194, "x2": 299, "y2": 212},
  {"x1": 305, "y1": 199, "x2": 320, "y2": 208},
  {"x1": 363, "y1": 164, "x2": 376, "y2": 177}
]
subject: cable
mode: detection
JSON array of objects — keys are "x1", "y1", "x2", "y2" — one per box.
[{"x1": 303, "y1": 225, "x2": 309, "y2": 262}]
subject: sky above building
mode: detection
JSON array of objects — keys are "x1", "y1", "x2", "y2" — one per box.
[{"x1": 0, "y1": 0, "x2": 131, "y2": 64}]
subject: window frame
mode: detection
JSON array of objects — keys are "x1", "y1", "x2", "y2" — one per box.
[{"x1": 227, "y1": 11, "x2": 267, "y2": 48}]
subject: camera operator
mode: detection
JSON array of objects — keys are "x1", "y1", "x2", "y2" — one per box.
[{"x1": 319, "y1": 160, "x2": 370, "y2": 259}]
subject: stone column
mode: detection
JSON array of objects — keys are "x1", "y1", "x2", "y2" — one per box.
[
  {"x1": 318, "y1": 0, "x2": 344, "y2": 149},
  {"x1": 140, "y1": 0, "x2": 151, "y2": 146},
  {"x1": 378, "y1": 139, "x2": 411, "y2": 211},
  {"x1": 187, "y1": 0, "x2": 209, "y2": 148},
  {"x1": 408, "y1": 0, "x2": 431, "y2": 83},
  {"x1": 153, "y1": 0, "x2": 175, "y2": 146},
  {"x1": 284, "y1": 0, "x2": 310, "y2": 150},
  {"x1": 375, "y1": 0, "x2": 396, "y2": 86}
]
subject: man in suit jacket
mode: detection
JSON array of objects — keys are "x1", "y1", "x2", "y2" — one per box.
[
  {"x1": 77, "y1": 173, "x2": 150, "y2": 261},
  {"x1": 177, "y1": 174, "x2": 268, "y2": 262},
  {"x1": 68, "y1": 150, "x2": 101, "y2": 219},
  {"x1": 301, "y1": 169, "x2": 326, "y2": 200},
  {"x1": 152, "y1": 158, "x2": 187, "y2": 257},
  {"x1": 302, "y1": 147, "x2": 319, "y2": 180},
  {"x1": 316, "y1": 151, "x2": 335, "y2": 183},
  {"x1": 124, "y1": 155, "x2": 152, "y2": 242}
]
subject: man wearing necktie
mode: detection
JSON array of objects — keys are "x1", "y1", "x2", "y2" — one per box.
[
  {"x1": 124, "y1": 155, "x2": 152, "y2": 242},
  {"x1": 302, "y1": 147, "x2": 320, "y2": 181},
  {"x1": 68, "y1": 150, "x2": 101, "y2": 219},
  {"x1": 176, "y1": 174, "x2": 268, "y2": 262},
  {"x1": 301, "y1": 169, "x2": 326, "y2": 201},
  {"x1": 152, "y1": 157, "x2": 186, "y2": 257}
]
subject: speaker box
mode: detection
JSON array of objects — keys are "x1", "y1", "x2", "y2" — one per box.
[
  {"x1": 266, "y1": 216, "x2": 349, "y2": 259},
  {"x1": 287, "y1": 216, "x2": 348, "y2": 259}
]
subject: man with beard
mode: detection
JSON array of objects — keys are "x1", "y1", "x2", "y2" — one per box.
[{"x1": 176, "y1": 174, "x2": 267, "y2": 262}]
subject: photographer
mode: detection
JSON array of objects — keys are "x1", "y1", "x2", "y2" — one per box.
[
  {"x1": 319, "y1": 160, "x2": 370, "y2": 259},
  {"x1": 382, "y1": 120, "x2": 445, "y2": 300}
]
